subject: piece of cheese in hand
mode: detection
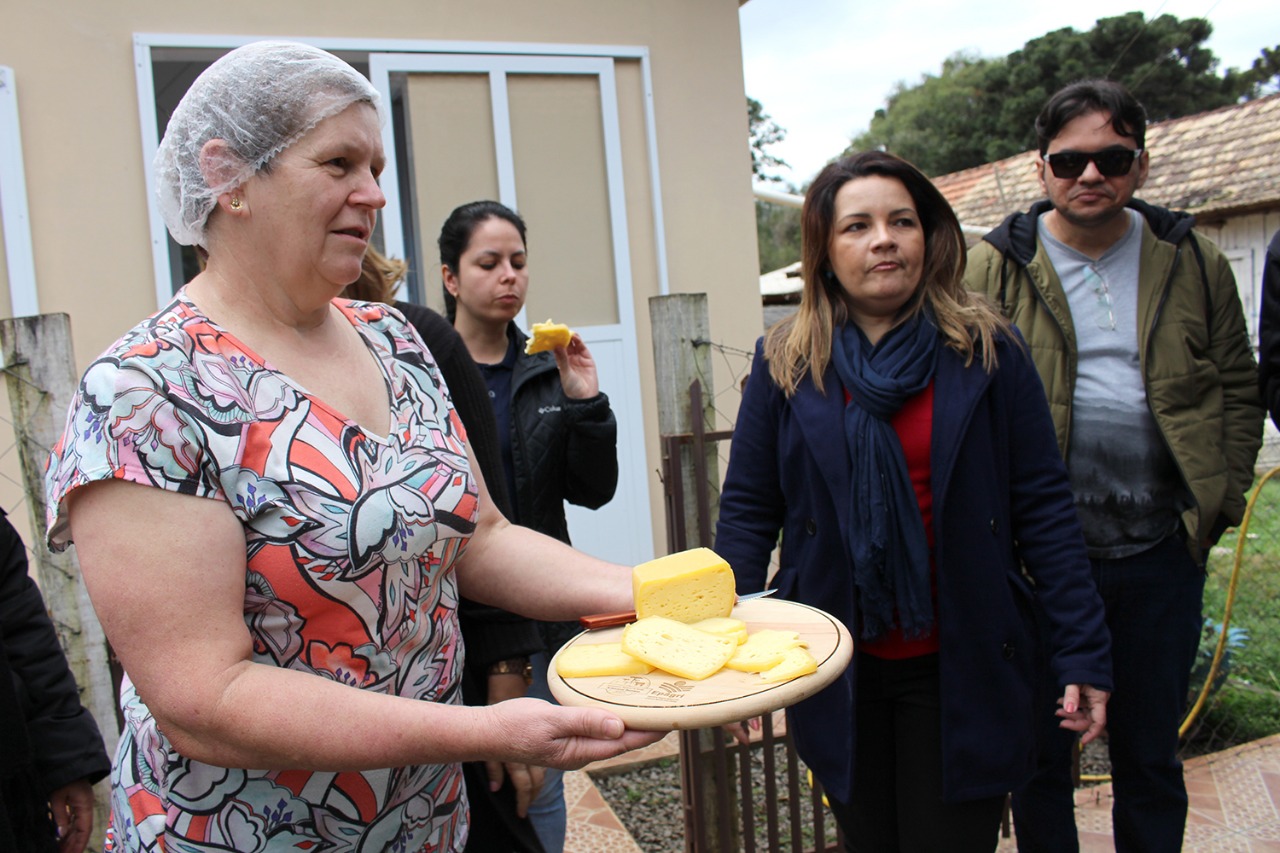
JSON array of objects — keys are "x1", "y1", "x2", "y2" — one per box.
[
  {"x1": 555, "y1": 642, "x2": 654, "y2": 678},
  {"x1": 633, "y1": 547, "x2": 735, "y2": 624},
  {"x1": 621, "y1": 616, "x2": 738, "y2": 680},
  {"x1": 724, "y1": 629, "x2": 807, "y2": 672},
  {"x1": 691, "y1": 617, "x2": 749, "y2": 645},
  {"x1": 525, "y1": 319, "x2": 574, "y2": 354},
  {"x1": 759, "y1": 647, "x2": 818, "y2": 683}
]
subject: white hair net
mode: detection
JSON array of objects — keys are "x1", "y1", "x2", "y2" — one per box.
[{"x1": 154, "y1": 40, "x2": 382, "y2": 247}]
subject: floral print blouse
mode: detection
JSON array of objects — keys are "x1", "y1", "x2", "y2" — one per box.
[{"x1": 46, "y1": 292, "x2": 476, "y2": 852}]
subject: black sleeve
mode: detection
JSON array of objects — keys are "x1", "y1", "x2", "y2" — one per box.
[
  {"x1": 562, "y1": 392, "x2": 619, "y2": 510},
  {"x1": 1259, "y1": 230, "x2": 1280, "y2": 429},
  {"x1": 0, "y1": 510, "x2": 110, "y2": 796},
  {"x1": 394, "y1": 303, "x2": 543, "y2": 675},
  {"x1": 396, "y1": 302, "x2": 513, "y2": 518}
]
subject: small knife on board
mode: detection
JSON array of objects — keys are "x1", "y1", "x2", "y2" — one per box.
[{"x1": 578, "y1": 588, "x2": 779, "y2": 630}]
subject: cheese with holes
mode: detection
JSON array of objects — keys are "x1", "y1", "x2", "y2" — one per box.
[
  {"x1": 633, "y1": 548, "x2": 735, "y2": 624},
  {"x1": 691, "y1": 617, "x2": 749, "y2": 645},
  {"x1": 525, "y1": 319, "x2": 573, "y2": 354},
  {"x1": 621, "y1": 616, "x2": 738, "y2": 680},
  {"x1": 555, "y1": 643, "x2": 654, "y2": 678},
  {"x1": 759, "y1": 647, "x2": 818, "y2": 683},
  {"x1": 725, "y1": 629, "x2": 807, "y2": 672}
]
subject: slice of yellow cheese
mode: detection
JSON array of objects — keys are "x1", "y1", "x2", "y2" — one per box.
[
  {"x1": 691, "y1": 617, "x2": 749, "y2": 645},
  {"x1": 759, "y1": 647, "x2": 818, "y2": 683},
  {"x1": 633, "y1": 547, "x2": 735, "y2": 624},
  {"x1": 555, "y1": 643, "x2": 654, "y2": 678},
  {"x1": 724, "y1": 629, "x2": 807, "y2": 673},
  {"x1": 525, "y1": 319, "x2": 573, "y2": 354},
  {"x1": 621, "y1": 616, "x2": 738, "y2": 681}
]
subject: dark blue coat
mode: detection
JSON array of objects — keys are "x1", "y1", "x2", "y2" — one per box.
[{"x1": 714, "y1": 331, "x2": 1112, "y2": 805}]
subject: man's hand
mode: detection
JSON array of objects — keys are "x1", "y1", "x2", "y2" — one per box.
[
  {"x1": 1056, "y1": 683, "x2": 1110, "y2": 745},
  {"x1": 50, "y1": 778, "x2": 95, "y2": 853}
]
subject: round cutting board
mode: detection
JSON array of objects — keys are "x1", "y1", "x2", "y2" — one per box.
[{"x1": 547, "y1": 597, "x2": 853, "y2": 731}]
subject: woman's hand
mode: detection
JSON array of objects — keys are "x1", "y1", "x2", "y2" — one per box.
[
  {"x1": 51, "y1": 778, "x2": 95, "y2": 853},
  {"x1": 483, "y1": 698, "x2": 666, "y2": 770},
  {"x1": 1056, "y1": 683, "x2": 1110, "y2": 745},
  {"x1": 552, "y1": 333, "x2": 600, "y2": 400},
  {"x1": 484, "y1": 673, "x2": 545, "y2": 817}
]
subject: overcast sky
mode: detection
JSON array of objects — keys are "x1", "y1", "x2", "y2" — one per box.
[{"x1": 740, "y1": 0, "x2": 1277, "y2": 186}]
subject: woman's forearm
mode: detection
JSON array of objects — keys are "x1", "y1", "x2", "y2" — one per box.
[
  {"x1": 456, "y1": 515, "x2": 632, "y2": 620},
  {"x1": 157, "y1": 659, "x2": 493, "y2": 770}
]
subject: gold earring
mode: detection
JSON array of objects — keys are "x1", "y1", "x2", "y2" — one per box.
[{"x1": 229, "y1": 197, "x2": 242, "y2": 210}]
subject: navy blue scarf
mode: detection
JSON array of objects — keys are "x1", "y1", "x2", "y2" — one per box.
[{"x1": 829, "y1": 312, "x2": 939, "y2": 642}]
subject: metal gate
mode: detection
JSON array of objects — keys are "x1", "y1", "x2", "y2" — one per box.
[{"x1": 660, "y1": 378, "x2": 845, "y2": 853}]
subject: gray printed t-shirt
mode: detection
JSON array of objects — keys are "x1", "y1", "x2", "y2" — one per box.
[{"x1": 1039, "y1": 209, "x2": 1189, "y2": 558}]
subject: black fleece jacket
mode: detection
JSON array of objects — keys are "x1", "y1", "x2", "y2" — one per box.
[{"x1": 0, "y1": 509, "x2": 110, "y2": 853}]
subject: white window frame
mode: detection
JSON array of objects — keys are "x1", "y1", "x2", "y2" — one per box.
[{"x1": 0, "y1": 66, "x2": 39, "y2": 319}]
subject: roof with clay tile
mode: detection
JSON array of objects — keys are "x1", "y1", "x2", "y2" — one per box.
[{"x1": 933, "y1": 92, "x2": 1280, "y2": 232}]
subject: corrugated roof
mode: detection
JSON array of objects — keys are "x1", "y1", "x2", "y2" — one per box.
[
  {"x1": 760, "y1": 260, "x2": 802, "y2": 296},
  {"x1": 932, "y1": 92, "x2": 1280, "y2": 231}
]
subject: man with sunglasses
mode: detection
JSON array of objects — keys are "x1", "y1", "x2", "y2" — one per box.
[{"x1": 966, "y1": 79, "x2": 1262, "y2": 852}]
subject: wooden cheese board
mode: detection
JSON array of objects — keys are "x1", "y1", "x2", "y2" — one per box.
[{"x1": 547, "y1": 597, "x2": 853, "y2": 731}]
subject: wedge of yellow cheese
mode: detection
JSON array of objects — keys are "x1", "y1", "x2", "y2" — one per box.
[
  {"x1": 555, "y1": 643, "x2": 654, "y2": 678},
  {"x1": 760, "y1": 647, "x2": 818, "y2": 683},
  {"x1": 725, "y1": 629, "x2": 807, "y2": 673},
  {"x1": 633, "y1": 547, "x2": 735, "y2": 624},
  {"x1": 525, "y1": 319, "x2": 573, "y2": 354},
  {"x1": 621, "y1": 616, "x2": 738, "y2": 681},
  {"x1": 691, "y1": 617, "x2": 749, "y2": 645}
]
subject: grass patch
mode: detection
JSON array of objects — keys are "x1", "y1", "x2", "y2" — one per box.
[
  {"x1": 1184, "y1": 472, "x2": 1280, "y2": 754},
  {"x1": 1203, "y1": 475, "x2": 1280, "y2": 692}
]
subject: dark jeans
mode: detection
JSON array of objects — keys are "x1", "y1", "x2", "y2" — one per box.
[
  {"x1": 1012, "y1": 534, "x2": 1205, "y2": 853},
  {"x1": 828, "y1": 652, "x2": 1005, "y2": 852}
]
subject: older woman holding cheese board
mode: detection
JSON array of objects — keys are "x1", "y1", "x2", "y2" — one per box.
[
  {"x1": 714, "y1": 151, "x2": 1113, "y2": 852},
  {"x1": 43, "y1": 41, "x2": 660, "y2": 853}
]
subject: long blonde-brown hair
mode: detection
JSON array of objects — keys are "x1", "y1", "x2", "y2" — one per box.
[
  {"x1": 343, "y1": 246, "x2": 407, "y2": 304},
  {"x1": 764, "y1": 151, "x2": 1012, "y2": 395}
]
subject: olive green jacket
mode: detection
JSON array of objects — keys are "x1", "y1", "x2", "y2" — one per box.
[{"x1": 965, "y1": 199, "x2": 1263, "y2": 560}]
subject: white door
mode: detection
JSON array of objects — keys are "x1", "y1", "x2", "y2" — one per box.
[{"x1": 369, "y1": 52, "x2": 654, "y2": 566}]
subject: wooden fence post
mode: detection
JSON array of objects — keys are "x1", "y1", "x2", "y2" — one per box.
[
  {"x1": 648, "y1": 293, "x2": 739, "y2": 852},
  {"x1": 649, "y1": 293, "x2": 722, "y2": 547},
  {"x1": 1, "y1": 313, "x2": 114, "y2": 846}
]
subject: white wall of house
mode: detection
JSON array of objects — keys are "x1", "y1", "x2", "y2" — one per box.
[{"x1": 1196, "y1": 209, "x2": 1280, "y2": 347}]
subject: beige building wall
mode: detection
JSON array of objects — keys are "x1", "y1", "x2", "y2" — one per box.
[{"x1": 0, "y1": 0, "x2": 763, "y2": 554}]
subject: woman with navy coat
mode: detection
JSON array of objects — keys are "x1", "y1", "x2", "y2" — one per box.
[{"x1": 714, "y1": 151, "x2": 1113, "y2": 852}]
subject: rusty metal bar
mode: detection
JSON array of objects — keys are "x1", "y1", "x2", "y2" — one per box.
[
  {"x1": 712, "y1": 732, "x2": 734, "y2": 848},
  {"x1": 738, "y1": 731, "x2": 757, "y2": 853},
  {"x1": 680, "y1": 729, "x2": 706, "y2": 853},
  {"x1": 662, "y1": 434, "x2": 688, "y2": 554},
  {"x1": 759, "y1": 714, "x2": 779, "y2": 851},
  {"x1": 809, "y1": 744, "x2": 829, "y2": 853},
  {"x1": 783, "y1": 720, "x2": 803, "y2": 851},
  {"x1": 688, "y1": 378, "x2": 713, "y2": 547}
]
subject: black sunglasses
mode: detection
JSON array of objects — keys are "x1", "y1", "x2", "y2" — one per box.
[{"x1": 1044, "y1": 148, "x2": 1142, "y2": 179}]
